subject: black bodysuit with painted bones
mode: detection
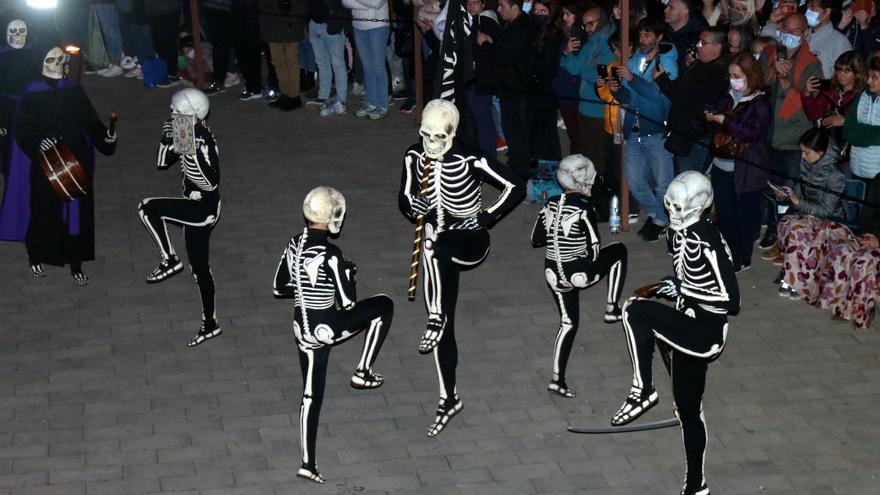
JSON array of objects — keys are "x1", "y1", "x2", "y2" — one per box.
[
  {"x1": 621, "y1": 217, "x2": 739, "y2": 494},
  {"x1": 398, "y1": 142, "x2": 524, "y2": 435},
  {"x1": 531, "y1": 192, "x2": 627, "y2": 397},
  {"x1": 273, "y1": 228, "x2": 393, "y2": 477},
  {"x1": 138, "y1": 120, "x2": 220, "y2": 331}
]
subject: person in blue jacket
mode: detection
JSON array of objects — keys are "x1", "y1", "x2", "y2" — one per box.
[{"x1": 600, "y1": 16, "x2": 678, "y2": 242}]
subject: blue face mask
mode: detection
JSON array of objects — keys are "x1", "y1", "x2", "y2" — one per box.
[
  {"x1": 805, "y1": 9, "x2": 821, "y2": 27},
  {"x1": 523, "y1": 1, "x2": 533, "y2": 13},
  {"x1": 779, "y1": 32, "x2": 802, "y2": 50}
]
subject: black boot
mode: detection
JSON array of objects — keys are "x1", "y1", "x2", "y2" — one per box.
[{"x1": 299, "y1": 69, "x2": 315, "y2": 93}]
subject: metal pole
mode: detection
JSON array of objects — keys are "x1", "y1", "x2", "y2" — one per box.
[
  {"x1": 190, "y1": 0, "x2": 205, "y2": 90},
  {"x1": 619, "y1": 0, "x2": 630, "y2": 231}
]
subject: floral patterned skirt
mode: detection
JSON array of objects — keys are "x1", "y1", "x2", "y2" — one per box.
[{"x1": 778, "y1": 214, "x2": 879, "y2": 329}]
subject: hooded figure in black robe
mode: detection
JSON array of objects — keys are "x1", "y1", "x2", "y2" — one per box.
[{"x1": 14, "y1": 44, "x2": 116, "y2": 284}]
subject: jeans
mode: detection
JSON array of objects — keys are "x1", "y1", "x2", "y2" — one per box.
[
  {"x1": 467, "y1": 89, "x2": 496, "y2": 159},
  {"x1": 353, "y1": 26, "x2": 390, "y2": 109},
  {"x1": 492, "y1": 96, "x2": 504, "y2": 139},
  {"x1": 309, "y1": 21, "x2": 348, "y2": 102},
  {"x1": 119, "y1": 13, "x2": 153, "y2": 62},
  {"x1": 711, "y1": 169, "x2": 763, "y2": 266},
  {"x1": 95, "y1": 1, "x2": 123, "y2": 62},
  {"x1": 149, "y1": 10, "x2": 181, "y2": 77},
  {"x1": 674, "y1": 143, "x2": 709, "y2": 175},
  {"x1": 623, "y1": 134, "x2": 675, "y2": 226},
  {"x1": 206, "y1": 7, "x2": 261, "y2": 92}
]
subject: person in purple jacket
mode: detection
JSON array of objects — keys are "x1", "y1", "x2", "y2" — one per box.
[{"x1": 703, "y1": 52, "x2": 772, "y2": 273}]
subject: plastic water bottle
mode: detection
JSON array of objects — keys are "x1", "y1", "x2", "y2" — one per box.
[{"x1": 609, "y1": 195, "x2": 621, "y2": 234}]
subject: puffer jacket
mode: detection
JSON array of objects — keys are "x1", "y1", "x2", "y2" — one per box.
[
  {"x1": 843, "y1": 91, "x2": 880, "y2": 180},
  {"x1": 793, "y1": 143, "x2": 846, "y2": 219}
]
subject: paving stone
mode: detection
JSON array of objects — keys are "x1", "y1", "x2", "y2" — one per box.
[{"x1": 0, "y1": 75, "x2": 878, "y2": 495}]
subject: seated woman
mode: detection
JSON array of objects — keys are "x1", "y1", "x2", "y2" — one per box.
[
  {"x1": 774, "y1": 128, "x2": 846, "y2": 300},
  {"x1": 817, "y1": 172, "x2": 880, "y2": 328}
]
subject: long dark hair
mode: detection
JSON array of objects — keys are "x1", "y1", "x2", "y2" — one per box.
[
  {"x1": 800, "y1": 127, "x2": 830, "y2": 155},
  {"x1": 535, "y1": 0, "x2": 564, "y2": 49}
]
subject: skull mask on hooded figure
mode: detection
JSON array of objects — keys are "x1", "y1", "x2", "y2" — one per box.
[
  {"x1": 419, "y1": 99, "x2": 459, "y2": 159},
  {"x1": 556, "y1": 154, "x2": 597, "y2": 196},
  {"x1": 303, "y1": 186, "x2": 347, "y2": 234},
  {"x1": 6, "y1": 20, "x2": 26, "y2": 49},
  {"x1": 42, "y1": 47, "x2": 66, "y2": 80},
  {"x1": 663, "y1": 171, "x2": 713, "y2": 231}
]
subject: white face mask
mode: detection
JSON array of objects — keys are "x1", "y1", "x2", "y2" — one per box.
[
  {"x1": 779, "y1": 32, "x2": 802, "y2": 50},
  {"x1": 805, "y1": 9, "x2": 821, "y2": 28},
  {"x1": 730, "y1": 77, "x2": 747, "y2": 91}
]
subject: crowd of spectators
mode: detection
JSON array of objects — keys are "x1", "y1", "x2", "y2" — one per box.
[{"x1": 3, "y1": 0, "x2": 880, "y2": 327}]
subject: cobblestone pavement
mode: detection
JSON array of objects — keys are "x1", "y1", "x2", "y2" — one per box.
[{"x1": 0, "y1": 76, "x2": 878, "y2": 495}]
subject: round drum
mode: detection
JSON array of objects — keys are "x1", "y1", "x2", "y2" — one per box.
[{"x1": 37, "y1": 140, "x2": 90, "y2": 201}]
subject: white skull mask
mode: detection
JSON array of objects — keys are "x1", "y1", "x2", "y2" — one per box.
[
  {"x1": 6, "y1": 20, "x2": 26, "y2": 49},
  {"x1": 42, "y1": 47, "x2": 66, "y2": 80},
  {"x1": 556, "y1": 154, "x2": 597, "y2": 196},
  {"x1": 303, "y1": 186, "x2": 347, "y2": 234},
  {"x1": 419, "y1": 99, "x2": 459, "y2": 159},
  {"x1": 171, "y1": 88, "x2": 210, "y2": 120},
  {"x1": 663, "y1": 171, "x2": 713, "y2": 231}
]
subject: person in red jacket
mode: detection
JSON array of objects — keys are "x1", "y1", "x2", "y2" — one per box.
[{"x1": 801, "y1": 51, "x2": 867, "y2": 140}]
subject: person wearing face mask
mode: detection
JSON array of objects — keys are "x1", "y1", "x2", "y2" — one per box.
[
  {"x1": 530, "y1": 0, "x2": 563, "y2": 161},
  {"x1": 655, "y1": 27, "x2": 730, "y2": 175},
  {"x1": 725, "y1": 0, "x2": 758, "y2": 29},
  {"x1": 559, "y1": 6, "x2": 616, "y2": 179},
  {"x1": 756, "y1": 13, "x2": 822, "y2": 249},
  {"x1": 773, "y1": 128, "x2": 845, "y2": 298},
  {"x1": 804, "y1": 0, "x2": 853, "y2": 78},
  {"x1": 704, "y1": 52, "x2": 772, "y2": 271}
]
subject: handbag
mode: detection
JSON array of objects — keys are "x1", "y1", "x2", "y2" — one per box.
[
  {"x1": 709, "y1": 102, "x2": 747, "y2": 159},
  {"x1": 710, "y1": 131, "x2": 746, "y2": 159}
]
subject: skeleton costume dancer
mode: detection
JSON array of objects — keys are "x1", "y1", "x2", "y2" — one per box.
[
  {"x1": 273, "y1": 187, "x2": 393, "y2": 484},
  {"x1": 399, "y1": 99, "x2": 524, "y2": 437},
  {"x1": 530, "y1": 155, "x2": 627, "y2": 398},
  {"x1": 612, "y1": 172, "x2": 739, "y2": 495},
  {"x1": 138, "y1": 89, "x2": 221, "y2": 347}
]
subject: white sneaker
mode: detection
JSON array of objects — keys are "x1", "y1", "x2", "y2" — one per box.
[
  {"x1": 99, "y1": 65, "x2": 124, "y2": 77},
  {"x1": 224, "y1": 72, "x2": 241, "y2": 87},
  {"x1": 124, "y1": 65, "x2": 143, "y2": 79},
  {"x1": 320, "y1": 99, "x2": 346, "y2": 116},
  {"x1": 120, "y1": 56, "x2": 138, "y2": 70},
  {"x1": 352, "y1": 82, "x2": 365, "y2": 96}
]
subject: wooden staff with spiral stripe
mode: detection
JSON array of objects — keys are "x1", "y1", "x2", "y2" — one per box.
[{"x1": 408, "y1": 159, "x2": 433, "y2": 301}]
